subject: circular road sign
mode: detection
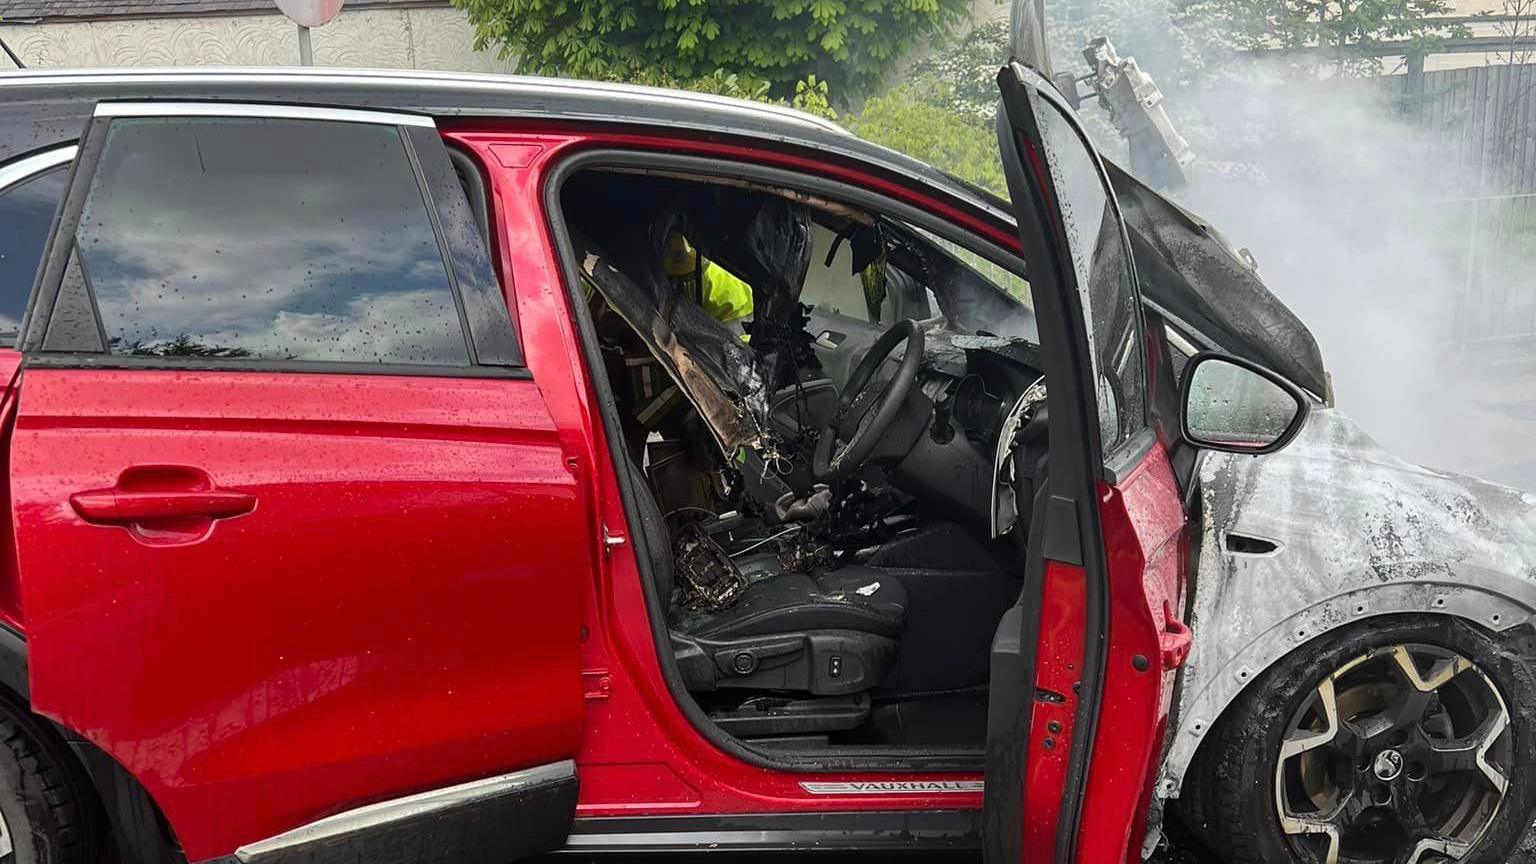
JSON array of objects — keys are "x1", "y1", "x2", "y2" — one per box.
[{"x1": 274, "y1": 0, "x2": 344, "y2": 28}]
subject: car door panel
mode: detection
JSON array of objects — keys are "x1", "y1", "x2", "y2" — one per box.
[
  {"x1": 989, "y1": 54, "x2": 1190, "y2": 864},
  {"x1": 11, "y1": 105, "x2": 587, "y2": 863},
  {"x1": 801, "y1": 223, "x2": 886, "y2": 387},
  {"x1": 805, "y1": 307, "x2": 879, "y2": 387},
  {"x1": 1020, "y1": 556, "x2": 1087, "y2": 860},
  {"x1": 800, "y1": 222, "x2": 934, "y2": 389},
  {"x1": 1077, "y1": 446, "x2": 1187, "y2": 861},
  {"x1": 14, "y1": 369, "x2": 585, "y2": 861}
]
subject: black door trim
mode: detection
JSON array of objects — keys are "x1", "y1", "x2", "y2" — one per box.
[
  {"x1": 561, "y1": 809, "x2": 981, "y2": 853},
  {"x1": 197, "y1": 761, "x2": 578, "y2": 864}
]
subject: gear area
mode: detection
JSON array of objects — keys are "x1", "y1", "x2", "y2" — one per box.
[{"x1": 561, "y1": 167, "x2": 1050, "y2": 752}]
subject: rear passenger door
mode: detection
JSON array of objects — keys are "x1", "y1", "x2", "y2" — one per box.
[{"x1": 11, "y1": 105, "x2": 585, "y2": 864}]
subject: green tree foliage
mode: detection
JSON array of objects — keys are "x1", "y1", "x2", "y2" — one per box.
[
  {"x1": 113, "y1": 335, "x2": 255, "y2": 358},
  {"x1": 626, "y1": 67, "x2": 774, "y2": 100},
  {"x1": 454, "y1": 0, "x2": 1001, "y2": 192},
  {"x1": 453, "y1": 0, "x2": 970, "y2": 98},
  {"x1": 789, "y1": 75, "x2": 838, "y2": 119},
  {"x1": 1039, "y1": 0, "x2": 1465, "y2": 181},
  {"x1": 905, "y1": 17, "x2": 1008, "y2": 122},
  {"x1": 1180, "y1": 0, "x2": 1469, "y2": 72},
  {"x1": 1047, "y1": 0, "x2": 1223, "y2": 90},
  {"x1": 849, "y1": 82, "x2": 1006, "y2": 193},
  {"x1": 621, "y1": 68, "x2": 839, "y2": 118}
]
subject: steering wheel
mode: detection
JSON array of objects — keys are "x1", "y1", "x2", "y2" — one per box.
[{"x1": 812, "y1": 319, "x2": 925, "y2": 482}]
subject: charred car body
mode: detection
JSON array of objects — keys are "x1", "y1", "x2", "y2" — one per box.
[
  {"x1": 0, "y1": 14, "x2": 1523, "y2": 864},
  {"x1": 0, "y1": 59, "x2": 1314, "y2": 864},
  {"x1": 1071, "y1": 36, "x2": 1536, "y2": 864}
]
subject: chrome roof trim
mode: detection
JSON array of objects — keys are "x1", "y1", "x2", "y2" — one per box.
[
  {"x1": 0, "y1": 66, "x2": 850, "y2": 137},
  {"x1": 234, "y1": 759, "x2": 575, "y2": 862},
  {"x1": 0, "y1": 144, "x2": 76, "y2": 190},
  {"x1": 94, "y1": 100, "x2": 436, "y2": 127}
]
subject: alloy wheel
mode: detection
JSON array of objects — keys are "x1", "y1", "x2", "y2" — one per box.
[{"x1": 1274, "y1": 643, "x2": 1512, "y2": 864}]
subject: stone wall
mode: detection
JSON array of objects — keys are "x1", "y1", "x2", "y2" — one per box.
[{"x1": 0, "y1": 5, "x2": 515, "y2": 72}]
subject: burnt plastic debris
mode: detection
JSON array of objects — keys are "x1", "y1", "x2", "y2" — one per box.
[
  {"x1": 674, "y1": 522, "x2": 746, "y2": 612},
  {"x1": 572, "y1": 224, "x2": 773, "y2": 457},
  {"x1": 685, "y1": 193, "x2": 821, "y2": 393}
]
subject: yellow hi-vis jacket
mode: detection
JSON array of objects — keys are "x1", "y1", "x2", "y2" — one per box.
[{"x1": 698, "y1": 261, "x2": 753, "y2": 325}]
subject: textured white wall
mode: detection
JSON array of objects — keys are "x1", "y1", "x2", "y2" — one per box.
[{"x1": 0, "y1": 6, "x2": 516, "y2": 72}]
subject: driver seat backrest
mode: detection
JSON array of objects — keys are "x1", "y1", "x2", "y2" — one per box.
[{"x1": 621, "y1": 457, "x2": 904, "y2": 697}]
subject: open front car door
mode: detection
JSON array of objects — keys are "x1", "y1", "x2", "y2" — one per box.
[{"x1": 984, "y1": 53, "x2": 1195, "y2": 864}]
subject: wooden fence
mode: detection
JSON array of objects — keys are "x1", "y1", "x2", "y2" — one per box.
[{"x1": 1381, "y1": 63, "x2": 1536, "y2": 345}]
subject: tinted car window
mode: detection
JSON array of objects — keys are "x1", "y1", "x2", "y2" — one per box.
[
  {"x1": 0, "y1": 167, "x2": 66, "y2": 342},
  {"x1": 75, "y1": 117, "x2": 469, "y2": 365}
]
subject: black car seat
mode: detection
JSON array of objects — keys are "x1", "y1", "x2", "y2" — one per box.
[{"x1": 625, "y1": 460, "x2": 906, "y2": 696}]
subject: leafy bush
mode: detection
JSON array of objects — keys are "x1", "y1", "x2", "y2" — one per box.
[
  {"x1": 1181, "y1": 0, "x2": 1465, "y2": 72},
  {"x1": 849, "y1": 82, "x2": 1006, "y2": 194},
  {"x1": 454, "y1": 0, "x2": 970, "y2": 99},
  {"x1": 906, "y1": 17, "x2": 1008, "y2": 122},
  {"x1": 622, "y1": 68, "x2": 838, "y2": 119}
]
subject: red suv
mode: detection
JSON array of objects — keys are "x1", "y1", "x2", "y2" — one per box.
[{"x1": 0, "y1": 56, "x2": 1315, "y2": 864}]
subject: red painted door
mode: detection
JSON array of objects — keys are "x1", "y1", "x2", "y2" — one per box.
[
  {"x1": 988, "y1": 51, "x2": 1192, "y2": 864},
  {"x1": 10, "y1": 106, "x2": 588, "y2": 862},
  {"x1": 1078, "y1": 449, "x2": 1189, "y2": 862}
]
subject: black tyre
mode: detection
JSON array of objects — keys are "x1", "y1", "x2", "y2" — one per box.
[
  {"x1": 0, "y1": 691, "x2": 100, "y2": 864},
  {"x1": 1182, "y1": 616, "x2": 1536, "y2": 864}
]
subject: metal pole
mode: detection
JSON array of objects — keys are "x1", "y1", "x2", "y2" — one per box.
[
  {"x1": 0, "y1": 34, "x2": 24, "y2": 68},
  {"x1": 297, "y1": 24, "x2": 313, "y2": 66}
]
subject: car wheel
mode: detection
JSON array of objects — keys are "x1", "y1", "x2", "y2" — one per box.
[
  {"x1": 0, "y1": 692, "x2": 100, "y2": 864},
  {"x1": 1183, "y1": 616, "x2": 1536, "y2": 864}
]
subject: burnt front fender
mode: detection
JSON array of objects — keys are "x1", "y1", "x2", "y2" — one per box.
[
  {"x1": 1158, "y1": 583, "x2": 1534, "y2": 797},
  {"x1": 1159, "y1": 407, "x2": 1536, "y2": 796}
]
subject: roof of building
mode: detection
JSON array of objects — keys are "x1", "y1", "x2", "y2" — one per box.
[{"x1": 0, "y1": 0, "x2": 443, "y2": 24}]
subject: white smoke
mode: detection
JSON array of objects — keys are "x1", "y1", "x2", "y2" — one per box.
[{"x1": 1045, "y1": 1, "x2": 1536, "y2": 487}]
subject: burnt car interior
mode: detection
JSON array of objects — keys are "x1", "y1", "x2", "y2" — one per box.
[{"x1": 560, "y1": 166, "x2": 1050, "y2": 753}]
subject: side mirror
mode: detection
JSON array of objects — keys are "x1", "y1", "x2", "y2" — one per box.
[{"x1": 1180, "y1": 353, "x2": 1310, "y2": 455}]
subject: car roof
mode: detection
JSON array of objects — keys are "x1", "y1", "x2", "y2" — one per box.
[
  {"x1": 0, "y1": 65, "x2": 1012, "y2": 223},
  {"x1": 0, "y1": 66, "x2": 1332, "y2": 396}
]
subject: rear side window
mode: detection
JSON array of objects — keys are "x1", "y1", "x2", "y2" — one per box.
[
  {"x1": 73, "y1": 117, "x2": 470, "y2": 365},
  {"x1": 0, "y1": 167, "x2": 66, "y2": 342}
]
